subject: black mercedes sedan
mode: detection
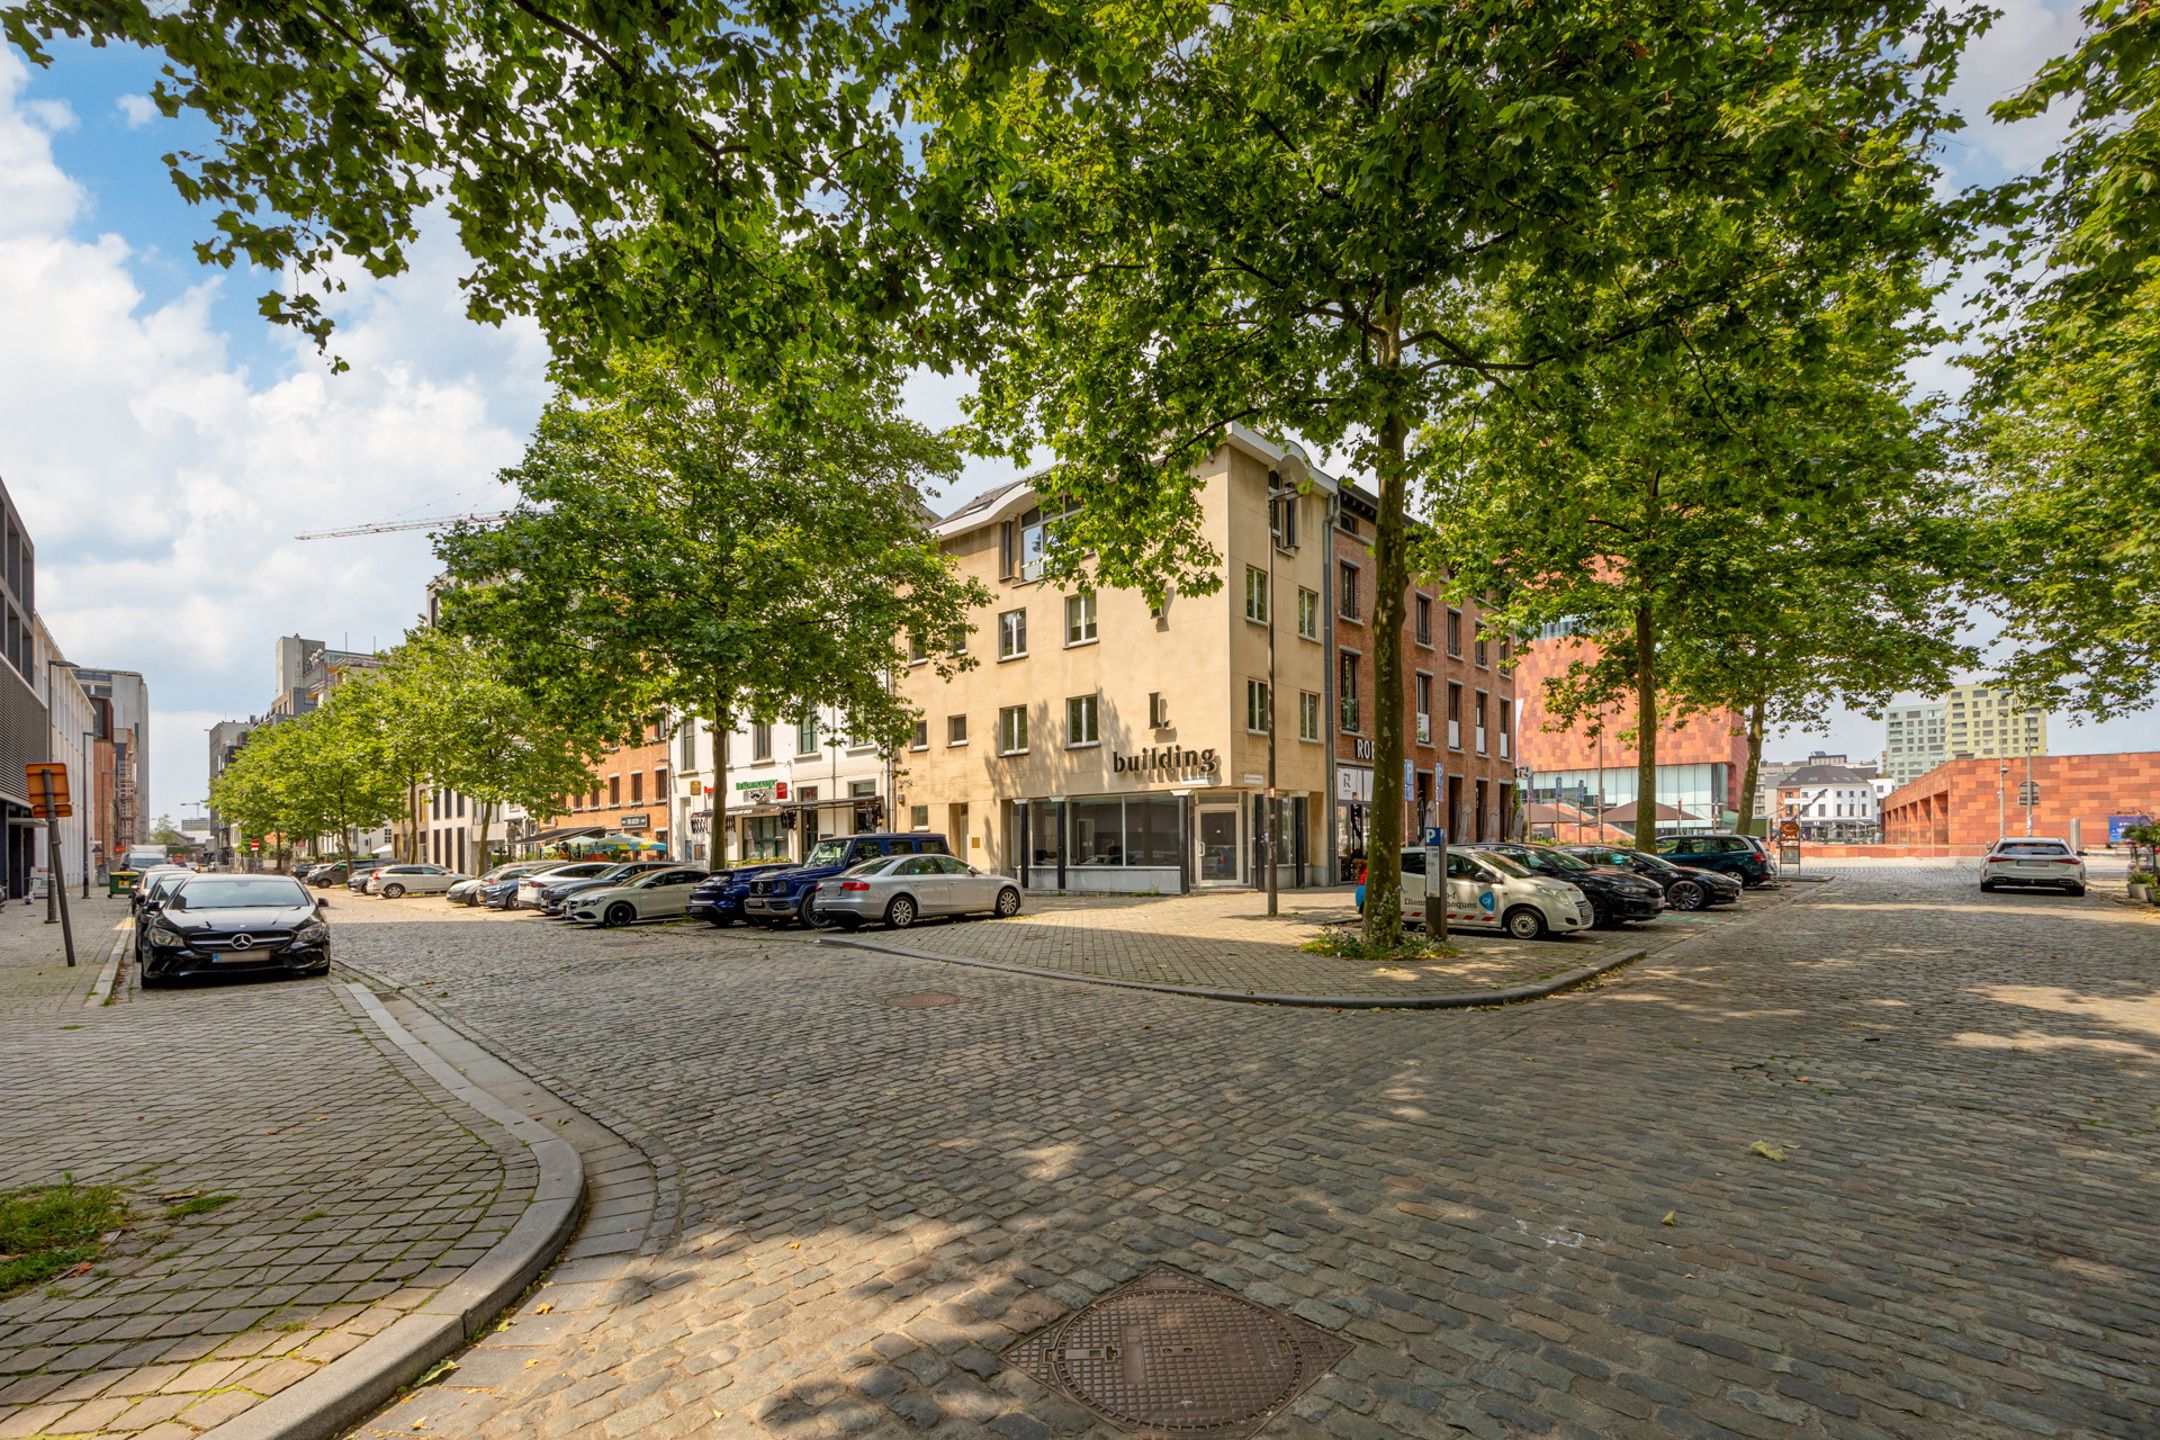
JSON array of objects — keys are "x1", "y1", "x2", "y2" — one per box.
[
  {"x1": 1479, "y1": 844, "x2": 1666, "y2": 927},
  {"x1": 137, "y1": 874, "x2": 331, "y2": 987},
  {"x1": 1557, "y1": 845, "x2": 1743, "y2": 911}
]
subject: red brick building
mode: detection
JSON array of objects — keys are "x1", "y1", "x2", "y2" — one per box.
[
  {"x1": 1880, "y1": 751, "x2": 2160, "y2": 852},
  {"x1": 1512, "y1": 631, "x2": 1749, "y2": 832},
  {"x1": 1330, "y1": 487, "x2": 1517, "y2": 877}
]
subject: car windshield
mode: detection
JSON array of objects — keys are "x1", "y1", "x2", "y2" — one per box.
[
  {"x1": 630, "y1": 869, "x2": 691, "y2": 888},
  {"x1": 175, "y1": 878, "x2": 309, "y2": 909},
  {"x1": 1518, "y1": 848, "x2": 1588, "y2": 872},
  {"x1": 842, "y1": 857, "x2": 900, "y2": 877},
  {"x1": 804, "y1": 840, "x2": 852, "y2": 867},
  {"x1": 1471, "y1": 851, "x2": 1534, "y2": 879}
]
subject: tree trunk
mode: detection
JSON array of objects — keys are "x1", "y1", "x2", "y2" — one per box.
[
  {"x1": 707, "y1": 698, "x2": 730, "y2": 871},
  {"x1": 475, "y1": 798, "x2": 495, "y2": 871},
  {"x1": 1633, "y1": 600, "x2": 1659, "y2": 853},
  {"x1": 407, "y1": 776, "x2": 424, "y2": 863},
  {"x1": 1737, "y1": 697, "x2": 1766, "y2": 835},
  {"x1": 1362, "y1": 394, "x2": 1412, "y2": 948}
]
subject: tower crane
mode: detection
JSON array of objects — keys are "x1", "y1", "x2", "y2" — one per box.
[{"x1": 294, "y1": 511, "x2": 513, "y2": 541}]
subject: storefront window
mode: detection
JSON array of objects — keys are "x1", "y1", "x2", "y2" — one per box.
[
  {"x1": 1070, "y1": 799, "x2": 1125, "y2": 865},
  {"x1": 1124, "y1": 796, "x2": 1181, "y2": 867},
  {"x1": 741, "y1": 816, "x2": 787, "y2": 860}
]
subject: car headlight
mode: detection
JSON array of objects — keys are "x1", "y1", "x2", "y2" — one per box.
[
  {"x1": 147, "y1": 924, "x2": 185, "y2": 948},
  {"x1": 294, "y1": 920, "x2": 328, "y2": 944}
]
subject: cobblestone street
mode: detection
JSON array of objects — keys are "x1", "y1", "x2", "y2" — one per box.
[
  {"x1": 329, "y1": 866, "x2": 2160, "y2": 1439},
  {"x1": 0, "y1": 896, "x2": 539, "y2": 1439}
]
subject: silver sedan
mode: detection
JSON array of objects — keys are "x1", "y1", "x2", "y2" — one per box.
[{"x1": 811, "y1": 854, "x2": 1023, "y2": 931}]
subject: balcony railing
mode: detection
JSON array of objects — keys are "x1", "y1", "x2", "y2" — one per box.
[{"x1": 1340, "y1": 696, "x2": 1359, "y2": 732}]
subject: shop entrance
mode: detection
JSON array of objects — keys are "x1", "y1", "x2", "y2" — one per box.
[{"x1": 1197, "y1": 804, "x2": 1241, "y2": 885}]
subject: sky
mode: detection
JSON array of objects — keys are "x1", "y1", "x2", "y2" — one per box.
[{"x1": 1, "y1": 3, "x2": 2149, "y2": 825}]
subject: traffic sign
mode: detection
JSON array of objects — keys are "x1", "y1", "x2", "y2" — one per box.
[
  {"x1": 2018, "y1": 781, "x2": 2040, "y2": 805},
  {"x1": 1778, "y1": 819, "x2": 1801, "y2": 842},
  {"x1": 24, "y1": 762, "x2": 71, "y2": 818},
  {"x1": 249, "y1": 840, "x2": 261, "y2": 851}
]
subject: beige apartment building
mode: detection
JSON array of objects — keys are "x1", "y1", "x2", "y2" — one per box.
[
  {"x1": 897, "y1": 430, "x2": 1337, "y2": 892},
  {"x1": 1944, "y1": 683, "x2": 2048, "y2": 763}
]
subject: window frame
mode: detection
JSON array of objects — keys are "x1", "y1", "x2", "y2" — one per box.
[
  {"x1": 998, "y1": 607, "x2": 1029, "y2": 661},
  {"x1": 946, "y1": 714, "x2": 969, "y2": 747},
  {"x1": 1066, "y1": 692, "x2": 1100, "y2": 748},
  {"x1": 1296, "y1": 587, "x2": 1320, "y2": 642},
  {"x1": 1065, "y1": 591, "x2": 1098, "y2": 646},
  {"x1": 1245, "y1": 678, "x2": 1272, "y2": 735},
  {"x1": 997, "y1": 704, "x2": 1030, "y2": 755},
  {"x1": 1338, "y1": 560, "x2": 1361, "y2": 620},
  {"x1": 1243, "y1": 564, "x2": 1270, "y2": 624}
]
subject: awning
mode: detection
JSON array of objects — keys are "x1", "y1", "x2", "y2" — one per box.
[{"x1": 527, "y1": 825, "x2": 605, "y2": 843}]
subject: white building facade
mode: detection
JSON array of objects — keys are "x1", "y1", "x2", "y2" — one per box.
[
  {"x1": 670, "y1": 706, "x2": 893, "y2": 867},
  {"x1": 1774, "y1": 763, "x2": 1881, "y2": 841}
]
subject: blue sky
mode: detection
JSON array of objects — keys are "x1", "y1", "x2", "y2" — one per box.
[{"x1": 3, "y1": 3, "x2": 2148, "y2": 824}]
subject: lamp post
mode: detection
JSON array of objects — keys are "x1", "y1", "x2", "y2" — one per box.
[{"x1": 1997, "y1": 760, "x2": 2008, "y2": 840}]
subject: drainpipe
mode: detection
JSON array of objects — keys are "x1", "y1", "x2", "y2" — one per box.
[{"x1": 1322, "y1": 489, "x2": 1339, "y2": 883}]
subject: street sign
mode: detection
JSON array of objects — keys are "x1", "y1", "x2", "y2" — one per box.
[
  {"x1": 24, "y1": 762, "x2": 71, "y2": 818},
  {"x1": 2018, "y1": 782, "x2": 2040, "y2": 805},
  {"x1": 249, "y1": 840, "x2": 261, "y2": 851},
  {"x1": 1778, "y1": 820, "x2": 1801, "y2": 842}
]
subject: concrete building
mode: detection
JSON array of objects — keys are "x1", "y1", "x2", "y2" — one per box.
[
  {"x1": 1330, "y1": 487, "x2": 1518, "y2": 877},
  {"x1": 1882, "y1": 752, "x2": 2160, "y2": 851},
  {"x1": 267, "y1": 635, "x2": 382, "y2": 720},
  {"x1": 33, "y1": 620, "x2": 95, "y2": 891},
  {"x1": 670, "y1": 707, "x2": 891, "y2": 868},
  {"x1": 898, "y1": 431, "x2": 1338, "y2": 892},
  {"x1": 524, "y1": 724, "x2": 677, "y2": 858},
  {"x1": 1512, "y1": 629, "x2": 1748, "y2": 835},
  {"x1": 71, "y1": 668, "x2": 149, "y2": 858},
  {"x1": 1882, "y1": 701, "x2": 1947, "y2": 786},
  {"x1": 1944, "y1": 683, "x2": 2047, "y2": 763},
  {"x1": 0, "y1": 481, "x2": 46, "y2": 899}
]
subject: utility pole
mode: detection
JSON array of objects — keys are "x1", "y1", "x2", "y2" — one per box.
[{"x1": 2023, "y1": 725, "x2": 2034, "y2": 837}]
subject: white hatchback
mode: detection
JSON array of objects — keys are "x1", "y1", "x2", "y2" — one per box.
[
  {"x1": 365, "y1": 864, "x2": 468, "y2": 898},
  {"x1": 1387, "y1": 848, "x2": 1595, "y2": 940},
  {"x1": 1980, "y1": 838, "x2": 2086, "y2": 896}
]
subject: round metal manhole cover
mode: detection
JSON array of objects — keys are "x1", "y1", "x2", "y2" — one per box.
[
  {"x1": 883, "y1": 991, "x2": 964, "y2": 1009},
  {"x1": 1052, "y1": 1287, "x2": 1305, "y2": 1430},
  {"x1": 1007, "y1": 1268, "x2": 1351, "y2": 1438}
]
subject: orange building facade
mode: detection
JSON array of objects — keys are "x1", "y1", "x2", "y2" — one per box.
[
  {"x1": 1512, "y1": 633, "x2": 1749, "y2": 832},
  {"x1": 1880, "y1": 752, "x2": 2160, "y2": 852}
]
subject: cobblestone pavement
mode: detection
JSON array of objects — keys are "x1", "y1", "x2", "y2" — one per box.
[
  {"x1": 812, "y1": 888, "x2": 1789, "y2": 999},
  {"x1": 0, "y1": 895, "x2": 537, "y2": 1439},
  {"x1": 333, "y1": 865, "x2": 2160, "y2": 1440},
  {"x1": 0, "y1": 889, "x2": 117, "y2": 1019}
]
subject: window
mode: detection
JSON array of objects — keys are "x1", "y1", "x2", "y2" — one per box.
[
  {"x1": 751, "y1": 724, "x2": 772, "y2": 762},
  {"x1": 796, "y1": 716, "x2": 819, "y2": 756},
  {"x1": 1415, "y1": 595, "x2": 1433, "y2": 646},
  {"x1": 1415, "y1": 673, "x2": 1432, "y2": 741},
  {"x1": 947, "y1": 714, "x2": 968, "y2": 747},
  {"x1": 1339, "y1": 653, "x2": 1360, "y2": 731},
  {"x1": 1067, "y1": 693, "x2": 1100, "y2": 746},
  {"x1": 1066, "y1": 592, "x2": 1097, "y2": 645},
  {"x1": 1270, "y1": 491, "x2": 1298, "y2": 549},
  {"x1": 1338, "y1": 561, "x2": 1360, "y2": 619},
  {"x1": 1297, "y1": 588, "x2": 1319, "y2": 641},
  {"x1": 1246, "y1": 679, "x2": 1272, "y2": 734},
  {"x1": 998, "y1": 608, "x2": 1028, "y2": 659},
  {"x1": 908, "y1": 632, "x2": 928, "y2": 664},
  {"x1": 630, "y1": 772, "x2": 643, "y2": 803},
  {"x1": 1020, "y1": 507, "x2": 1048, "y2": 580},
  {"x1": 1499, "y1": 634, "x2": 1511, "y2": 666},
  {"x1": 1244, "y1": 565, "x2": 1269, "y2": 623},
  {"x1": 1299, "y1": 691, "x2": 1321, "y2": 742},
  {"x1": 1475, "y1": 691, "x2": 1488, "y2": 752},
  {"x1": 911, "y1": 718, "x2": 929, "y2": 751},
  {"x1": 1148, "y1": 692, "x2": 1169, "y2": 728},
  {"x1": 910, "y1": 804, "x2": 930, "y2": 831},
  {"x1": 1447, "y1": 608, "x2": 1463, "y2": 656},
  {"x1": 998, "y1": 705, "x2": 1029, "y2": 754},
  {"x1": 1448, "y1": 682, "x2": 1462, "y2": 749},
  {"x1": 1475, "y1": 630, "x2": 1489, "y2": 667},
  {"x1": 609, "y1": 776, "x2": 621, "y2": 806},
  {"x1": 1338, "y1": 509, "x2": 1361, "y2": 536},
  {"x1": 948, "y1": 625, "x2": 967, "y2": 656}
]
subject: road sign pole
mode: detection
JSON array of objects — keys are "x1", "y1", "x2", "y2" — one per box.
[{"x1": 39, "y1": 770, "x2": 76, "y2": 968}]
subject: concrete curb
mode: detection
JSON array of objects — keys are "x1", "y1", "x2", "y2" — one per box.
[
  {"x1": 199, "y1": 984, "x2": 584, "y2": 1440},
  {"x1": 815, "y1": 934, "x2": 1650, "y2": 1010},
  {"x1": 85, "y1": 929, "x2": 126, "y2": 1007}
]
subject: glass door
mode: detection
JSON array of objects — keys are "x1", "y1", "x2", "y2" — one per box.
[{"x1": 1197, "y1": 805, "x2": 1241, "y2": 884}]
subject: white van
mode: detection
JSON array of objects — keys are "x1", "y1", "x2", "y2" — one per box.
[{"x1": 122, "y1": 845, "x2": 170, "y2": 873}]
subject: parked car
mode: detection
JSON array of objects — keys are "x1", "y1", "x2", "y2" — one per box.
[
  {"x1": 348, "y1": 864, "x2": 390, "y2": 894},
  {"x1": 513, "y1": 862, "x2": 616, "y2": 909},
  {"x1": 304, "y1": 860, "x2": 354, "y2": 888},
  {"x1": 535, "y1": 860, "x2": 678, "y2": 916},
  {"x1": 365, "y1": 864, "x2": 467, "y2": 898},
  {"x1": 565, "y1": 867, "x2": 711, "y2": 926},
  {"x1": 743, "y1": 834, "x2": 953, "y2": 928},
  {"x1": 811, "y1": 854, "x2": 1023, "y2": 931},
  {"x1": 1357, "y1": 848, "x2": 1594, "y2": 940},
  {"x1": 137, "y1": 873, "x2": 330, "y2": 987},
  {"x1": 1559, "y1": 846, "x2": 1741, "y2": 911},
  {"x1": 446, "y1": 862, "x2": 551, "y2": 906},
  {"x1": 122, "y1": 844, "x2": 170, "y2": 874},
  {"x1": 1479, "y1": 844, "x2": 1665, "y2": 928},
  {"x1": 686, "y1": 863, "x2": 795, "y2": 927},
  {"x1": 1656, "y1": 833, "x2": 1777, "y2": 887},
  {"x1": 130, "y1": 868, "x2": 194, "y2": 937},
  {"x1": 1980, "y1": 837, "x2": 2086, "y2": 895}
]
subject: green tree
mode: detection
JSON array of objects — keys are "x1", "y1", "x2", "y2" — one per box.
[
  {"x1": 145, "y1": 815, "x2": 186, "y2": 849},
  {"x1": 906, "y1": 0, "x2": 1973, "y2": 934},
  {"x1": 1970, "y1": 2, "x2": 2160, "y2": 717},
  {"x1": 207, "y1": 699, "x2": 404, "y2": 862},
  {"x1": 433, "y1": 350, "x2": 987, "y2": 869}
]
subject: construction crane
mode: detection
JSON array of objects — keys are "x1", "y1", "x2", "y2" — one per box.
[{"x1": 295, "y1": 511, "x2": 512, "y2": 541}]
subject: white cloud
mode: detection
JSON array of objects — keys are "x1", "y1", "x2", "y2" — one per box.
[
  {"x1": 0, "y1": 48, "x2": 549, "y2": 822},
  {"x1": 115, "y1": 93, "x2": 157, "y2": 129},
  {"x1": 1937, "y1": 0, "x2": 2086, "y2": 180}
]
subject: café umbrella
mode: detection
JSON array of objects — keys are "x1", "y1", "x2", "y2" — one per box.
[{"x1": 564, "y1": 833, "x2": 666, "y2": 856}]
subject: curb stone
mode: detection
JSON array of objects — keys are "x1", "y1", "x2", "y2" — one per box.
[
  {"x1": 86, "y1": 928, "x2": 126, "y2": 1007},
  {"x1": 198, "y1": 983, "x2": 583, "y2": 1440}
]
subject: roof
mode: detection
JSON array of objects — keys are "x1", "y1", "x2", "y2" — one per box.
[
  {"x1": 1780, "y1": 763, "x2": 1875, "y2": 785},
  {"x1": 1600, "y1": 800, "x2": 1701, "y2": 823}
]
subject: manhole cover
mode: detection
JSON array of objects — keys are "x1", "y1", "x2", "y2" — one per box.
[
  {"x1": 1006, "y1": 1268, "x2": 1350, "y2": 1437},
  {"x1": 883, "y1": 991, "x2": 964, "y2": 1009}
]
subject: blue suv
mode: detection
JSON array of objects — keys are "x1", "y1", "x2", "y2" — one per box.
[
  {"x1": 743, "y1": 833, "x2": 952, "y2": 928},
  {"x1": 686, "y1": 862, "x2": 795, "y2": 927}
]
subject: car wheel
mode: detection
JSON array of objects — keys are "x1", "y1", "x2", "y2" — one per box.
[
  {"x1": 604, "y1": 901, "x2": 636, "y2": 928},
  {"x1": 1670, "y1": 881, "x2": 1705, "y2": 912},
  {"x1": 995, "y1": 887, "x2": 1022, "y2": 918},
  {"x1": 1504, "y1": 906, "x2": 1549, "y2": 941},
  {"x1": 138, "y1": 966, "x2": 163, "y2": 990},
  {"x1": 2065, "y1": 883, "x2": 2087, "y2": 897},
  {"x1": 797, "y1": 894, "x2": 823, "y2": 929},
  {"x1": 1979, "y1": 880, "x2": 1995, "y2": 892},
  {"x1": 886, "y1": 895, "x2": 917, "y2": 930},
  {"x1": 382, "y1": 883, "x2": 405, "y2": 899},
  {"x1": 1587, "y1": 898, "x2": 1612, "y2": 929}
]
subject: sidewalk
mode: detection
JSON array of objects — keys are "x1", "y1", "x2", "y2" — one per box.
[
  {"x1": 0, "y1": 897, "x2": 547, "y2": 1439},
  {"x1": 816, "y1": 886, "x2": 1792, "y2": 1004}
]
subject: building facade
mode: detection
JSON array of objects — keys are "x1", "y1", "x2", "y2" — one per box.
[
  {"x1": 1773, "y1": 761, "x2": 1881, "y2": 841},
  {"x1": 525, "y1": 725, "x2": 678, "y2": 857},
  {"x1": 670, "y1": 707, "x2": 891, "y2": 868},
  {"x1": 1512, "y1": 631, "x2": 1748, "y2": 834},
  {"x1": 1944, "y1": 683, "x2": 2047, "y2": 763},
  {"x1": 1881, "y1": 752, "x2": 2160, "y2": 851},
  {"x1": 1882, "y1": 701, "x2": 1947, "y2": 786},
  {"x1": 0, "y1": 482, "x2": 45, "y2": 899},
  {"x1": 898, "y1": 432, "x2": 1337, "y2": 892},
  {"x1": 71, "y1": 668, "x2": 149, "y2": 859},
  {"x1": 1329, "y1": 487, "x2": 1518, "y2": 878},
  {"x1": 34, "y1": 620, "x2": 94, "y2": 891}
]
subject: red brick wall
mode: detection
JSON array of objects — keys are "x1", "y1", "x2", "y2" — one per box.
[
  {"x1": 1513, "y1": 635, "x2": 1749, "y2": 808},
  {"x1": 1880, "y1": 752, "x2": 2160, "y2": 849}
]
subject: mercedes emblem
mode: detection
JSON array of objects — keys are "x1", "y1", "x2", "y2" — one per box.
[{"x1": 230, "y1": 933, "x2": 255, "y2": 950}]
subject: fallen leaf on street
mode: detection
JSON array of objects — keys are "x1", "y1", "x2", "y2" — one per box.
[
  {"x1": 1662, "y1": 1211, "x2": 1677, "y2": 1226},
  {"x1": 1749, "y1": 1141, "x2": 1788, "y2": 1163},
  {"x1": 533, "y1": 1302, "x2": 554, "y2": 1315}
]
